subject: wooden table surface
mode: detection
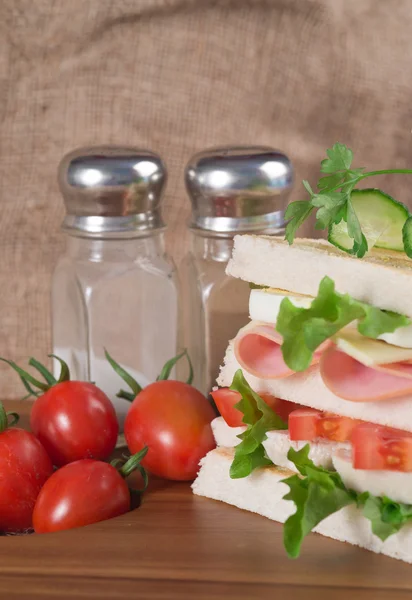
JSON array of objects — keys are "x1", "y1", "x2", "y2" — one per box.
[{"x1": 3, "y1": 401, "x2": 412, "y2": 600}]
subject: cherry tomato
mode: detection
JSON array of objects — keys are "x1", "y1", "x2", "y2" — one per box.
[
  {"x1": 352, "y1": 423, "x2": 412, "y2": 471},
  {"x1": 212, "y1": 387, "x2": 300, "y2": 427},
  {"x1": 124, "y1": 380, "x2": 216, "y2": 481},
  {"x1": 33, "y1": 459, "x2": 130, "y2": 533},
  {"x1": 0, "y1": 428, "x2": 53, "y2": 532},
  {"x1": 30, "y1": 381, "x2": 119, "y2": 467}
]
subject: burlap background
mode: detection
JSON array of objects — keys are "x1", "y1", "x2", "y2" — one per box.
[{"x1": 1, "y1": 0, "x2": 412, "y2": 397}]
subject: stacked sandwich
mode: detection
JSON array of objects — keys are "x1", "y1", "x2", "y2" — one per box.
[{"x1": 193, "y1": 235, "x2": 412, "y2": 563}]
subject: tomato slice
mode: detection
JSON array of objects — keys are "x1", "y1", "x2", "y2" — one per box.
[
  {"x1": 317, "y1": 412, "x2": 363, "y2": 442},
  {"x1": 265, "y1": 396, "x2": 301, "y2": 423},
  {"x1": 352, "y1": 423, "x2": 412, "y2": 471},
  {"x1": 211, "y1": 389, "x2": 244, "y2": 427},
  {"x1": 289, "y1": 409, "x2": 362, "y2": 442},
  {"x1": 289, "y1": 408, "x2": 322, "y2": 441},
  {"x1": 211, "y1": 388, "x2": 301, "y2": 428}
]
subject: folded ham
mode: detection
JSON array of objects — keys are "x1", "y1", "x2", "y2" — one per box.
[
  {"x1": 320, "y1": 347, "x2": 412, "y2": 402},
  {"x1": 233, "y1": 322, "x2": 325, "y2": 380},
  {"x1": 234, "y1": 323, "x2": 412, "y2": 402}
]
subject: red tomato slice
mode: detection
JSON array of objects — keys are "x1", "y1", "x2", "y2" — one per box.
[
  {"x1": 263, "y1": 395, "x2": 302, "y2": 423},
  {"x1": 211, "y1": 388, "x2": 301, "y2": 427},
  {"x1": 211, "y1": 389, "x2": 244, "y2": 427},
  {"x1": 352, "y1": 423, "x2": 412, "y2": 471},
  {"x1": 317, "y1": 412, "x2": 363, "y2": 442},
  {"x1": 289, "y1": 409, "x2": 362, "y2": 442},
  {"x1": 289, "y1": 408, "x2": 322, "y2": 441}
]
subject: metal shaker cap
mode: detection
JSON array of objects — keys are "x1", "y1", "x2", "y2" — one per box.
[
  {"x1": 58, "y1": 146, "x2": 167, "y2": 237},
  {"x1": 185, "y1": 146, "x2": 293, "y2": 235}
]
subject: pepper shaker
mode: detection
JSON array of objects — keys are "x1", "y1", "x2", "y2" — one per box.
[
  {"x1": 52, "y1": 146, "x2": 179, "y2": 427},
  {"x1": 180, "y1": 146, "x2": 293, "y2": 395}
]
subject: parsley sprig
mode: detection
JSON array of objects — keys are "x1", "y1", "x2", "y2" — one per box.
[{"x1": 285, "y1": 143, "x2": 412, "y2": 257}]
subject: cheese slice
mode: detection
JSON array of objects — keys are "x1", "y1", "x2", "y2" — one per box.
[{"x1": 334, "y1": 328, "x2": 412, "y2": 367}]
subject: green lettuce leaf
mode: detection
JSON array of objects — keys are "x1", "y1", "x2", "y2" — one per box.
[
  {"x1": 282, "y1": 445, "x2": 412, "y2": 558},
  {"x1": 282, "y1": 446, "x2": 355, "y2": 558},
  {"x1": 229, "y1": 370, "x2": 287, "y2": 479},
  {"x1": 358, "y1": 493, "x2": 412, "y2": 541},
  {"x1": 276, "y1": 276, "x2": 410, "y2": 371}
]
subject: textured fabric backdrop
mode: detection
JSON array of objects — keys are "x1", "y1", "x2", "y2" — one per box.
[{"x1": 1, "y1": 0, "x2": 412, "y2": 397}]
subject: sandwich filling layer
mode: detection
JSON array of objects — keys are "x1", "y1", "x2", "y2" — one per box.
[{"x1": 234, "y1": 281, "x2": 412, "y2": 403}]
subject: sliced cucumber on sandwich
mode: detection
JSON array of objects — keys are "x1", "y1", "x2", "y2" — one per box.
[
  {"x1": 328, "y1": 189, "x2": 409, "y2": 253},
  {"x1": 402, "y1": 215, "x2": 412, "y2": 258}
]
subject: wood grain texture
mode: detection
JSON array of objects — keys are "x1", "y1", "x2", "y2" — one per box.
[{"x1": 2, "y1": 402, "x2": 412, "y2": 599}]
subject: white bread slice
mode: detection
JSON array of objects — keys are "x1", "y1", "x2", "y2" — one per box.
[
  {"x1": 212, "y1": 416, "x2": 349, "y2": 471},
  {"x1": 218, "y1": 342, "x2": 412, "y2": 432},
  {"x1": 192, "y1": 447, "x2": 412, "y2": 563},
  {"x1": 226, "y1": 235, "x2": 412, "y2": 318}
]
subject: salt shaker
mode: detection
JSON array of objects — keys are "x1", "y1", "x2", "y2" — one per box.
[
  {"x1": 52, "y1": 146, "x2": 179, "y2": 427},
  {"x1": 180, "y1": 146, "x2": 293, "y2": 395}
]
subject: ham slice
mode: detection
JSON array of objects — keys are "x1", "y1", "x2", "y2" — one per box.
[
  {"x1": 233, "y1": 323, "x2": 326, "y2": 380},
  {"x1": 320, "y1": 346, "x2": 412, "y2": 402}
]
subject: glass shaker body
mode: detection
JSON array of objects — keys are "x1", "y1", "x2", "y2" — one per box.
[
  {"x1": 52, "y1": 232, "x2": 179, "y2": 426},
  {"x1": 181, "y1": 233, "x2": 250, "y2": 395}
]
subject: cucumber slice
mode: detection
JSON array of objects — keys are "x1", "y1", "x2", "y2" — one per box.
[
  {"x1": 328, "y1": 189, "x2": 409, "y2": 253},
  {"x1": 402, "y1": 216, "x2": 412, "y2": 258}
]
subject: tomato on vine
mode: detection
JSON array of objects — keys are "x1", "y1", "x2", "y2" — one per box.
[
  {"x1": 0, "y1": 403, "x2": 53, "y2": 532},
  {"x1": 33, "y1": 448, "x2": 148, "y2": 533},
  {"x1": 106, "y1": 350, "x2": 216, "y2": 481},
  {"x1": 1, "y1": 355, "x2": 118, "y2": 466}
]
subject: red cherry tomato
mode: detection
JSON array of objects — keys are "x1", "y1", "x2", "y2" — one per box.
[
  {"x1": 352, "y1": 423, "x2": 412, "y2": 471},
  {"x1": 289, "y1": 408, "x2": 362, "y2": 442},
  {"x1": 124, "y1": 380, "x2": 216, "y2": 481},
  {"x1": 30, "y1": 382, "x2": 119, "y2": 467},
  {"x1": 0, "y1": 428, "x2": 53, "y2": 532},
  {"x1": 33, "y1": 459, "x2": 130, "y2": 533},
  {"x1": 212, "y1": 387, "x2": 300, "y2": 427}
]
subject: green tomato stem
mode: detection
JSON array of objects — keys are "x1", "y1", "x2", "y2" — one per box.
[
  {"x1": 118, "y1": 447, "x2": 149, "y2": 478},
  {"x1": 0, "y1": 355, "x2": 71, "y2": 398},
  {"x1": 113, "y1": 447, "x2": 149, "y2": 493},
  {"x1": 0, "y1": 402, "x2": 19, "y2": 433},
  {"x1": 104, "y1": 349, "x2": 142, "y2": 399}
]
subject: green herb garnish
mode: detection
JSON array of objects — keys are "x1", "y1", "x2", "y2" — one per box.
[
  {"x1": 282, "y1": 445, "x2": 412, "y2": 558},
  {"x1": 229, "y1": 370, "x2": 287, "y2": 479},
  {"x1": 276, "y1": 276, "x2": 410, "y2": 371},
  {"x1": 285, "y1": 143, "x2": 412, "y2": 257}
]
